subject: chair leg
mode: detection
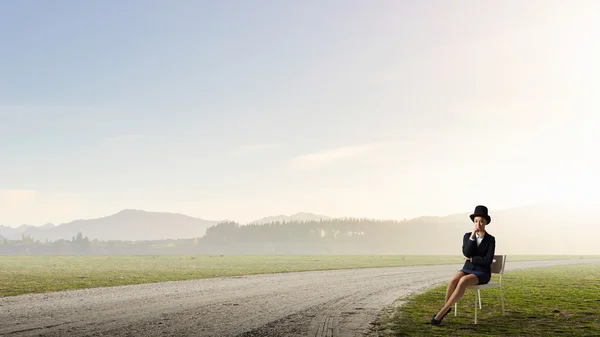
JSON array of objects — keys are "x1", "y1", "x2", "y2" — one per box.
[
  {"x1": 454, "y1": 302, "x2": 457, "y2": 316},
  {"x1": 474, "y1": 290, "x2": 478, "y2": 324},
  {"x1": 500, "y1": 284, "x2": 505, "y2": 315},
  {"x1": 478, "y1": 289, "x2": 482, "y2": 309}
]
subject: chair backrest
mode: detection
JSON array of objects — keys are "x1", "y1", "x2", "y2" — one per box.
[{"x1": 490, "y1": 255, "x2": 507, "y2": 274}]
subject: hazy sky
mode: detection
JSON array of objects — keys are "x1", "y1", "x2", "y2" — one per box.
[{"x1": 1, "y1": 1, "x2": 599, "y2": 226}]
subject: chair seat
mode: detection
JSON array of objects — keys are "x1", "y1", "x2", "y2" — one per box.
[{"x1": 468, "y1": 281, "x2": 499, "y2": 290}]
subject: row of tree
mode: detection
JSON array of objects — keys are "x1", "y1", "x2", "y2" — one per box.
[{"x1": 0, "y1": 218, "x2": 448, "y2": 255}]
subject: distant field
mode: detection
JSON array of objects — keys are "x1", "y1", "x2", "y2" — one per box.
[
  {"x1": 377, "y1": 263, "x2": 600, "y2": 336},
  {"x1": 0, "y1": 255, "x2": 598, "y2": 297}
]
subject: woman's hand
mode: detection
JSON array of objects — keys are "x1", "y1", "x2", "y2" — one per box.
[
  {"x1": 470, "y1": 228, "x2": 477, "y2": 240},
  {"x1": 464, "y1": 256, "x2": 472, "y2": 262}
]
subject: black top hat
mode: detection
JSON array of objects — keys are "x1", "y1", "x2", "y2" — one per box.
[{"x1": 470, "y1": 205, "x2": 491, "y2": 224}]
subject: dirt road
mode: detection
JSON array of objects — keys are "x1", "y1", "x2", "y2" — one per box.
[{"x1": 1, "y1": 259, "x2": 598, "y2": 337}]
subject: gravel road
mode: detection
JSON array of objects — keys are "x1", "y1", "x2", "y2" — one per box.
[{"x1": 1, "y1": 259, "x2": 598, "y2": 337}]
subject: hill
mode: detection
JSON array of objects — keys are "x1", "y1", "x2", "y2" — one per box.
[
  {"x1": 0, "y1": 224, "x2": 54, "y2": 240},
  {"x1": 1, "y1": 209, "x2": 219, "y2": 242}
]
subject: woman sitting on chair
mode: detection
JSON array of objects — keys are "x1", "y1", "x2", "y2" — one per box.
[{"x1": 431, "y1": 205, "x2": 496, "y2": 325}]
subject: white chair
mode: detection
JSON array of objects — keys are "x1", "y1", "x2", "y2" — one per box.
[{"x1": 455, "y1": 254, "x2": 506, "y2": 324}]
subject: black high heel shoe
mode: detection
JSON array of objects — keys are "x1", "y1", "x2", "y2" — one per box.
[{"x1": 430, "y1": 307, "x2": 452, "y2": 325}]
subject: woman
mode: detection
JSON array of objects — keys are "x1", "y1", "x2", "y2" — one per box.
[{"x1": 430, "y1": 205, "x2": 496, "y2": 325}]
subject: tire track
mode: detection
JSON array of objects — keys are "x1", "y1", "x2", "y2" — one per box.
[{"x1": 310, "y1": 272, "x2": 447, "y2": 337}]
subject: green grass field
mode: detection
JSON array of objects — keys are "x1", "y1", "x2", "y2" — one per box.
[
  {"x1": 377, "y1": 263, "x2": 600, "y2": 337},
  {"x1": 0, "y1": 255, "x2": 598, "y2": 297}
]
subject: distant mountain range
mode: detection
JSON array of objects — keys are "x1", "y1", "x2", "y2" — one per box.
[
  {"x1": 0, "y1": 223, "x2": 54, "y2": 240},
  {"x1": 2, "y1": 203, "x2": 599, "y2": 253},
  {"x1": 0, "y1": 210, "x2": 332, "y2": 242},
  {"x1": 0, "y1": 209, "x2": 219, "y2": 242}
]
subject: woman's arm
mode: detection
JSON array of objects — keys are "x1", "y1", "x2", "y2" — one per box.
[
  {"x1": 462, "y1": 232, "x2": 477, "y2": 257},
  {"x1": 471, "y1": 236, "x2": 496, "y2": 266}
]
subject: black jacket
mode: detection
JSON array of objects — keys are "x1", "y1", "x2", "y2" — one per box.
[{"x1": 462, "y1": 231, "x2": 496, "y2": 274}]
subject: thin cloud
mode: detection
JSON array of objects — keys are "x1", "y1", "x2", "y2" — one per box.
[
  {"x1": 0, "y1": 190, "x2": 39, "y2": 210},
  {"x1": 0, "y1": 104, "x2": 121, "y2": 117},
  {"x1": 104, "y1": 134, "x2": 144, "y2": 146},
  {"x1": 237, "y1": 143, "x2": 283, "y2": 155},
  {"x1": 289, "y1": 141, "x2": 401, "y2": 170}
]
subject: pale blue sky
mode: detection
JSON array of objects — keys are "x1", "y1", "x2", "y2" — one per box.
[{"x1": 2, "y1": 1, "x2": 599, "y2": 226}]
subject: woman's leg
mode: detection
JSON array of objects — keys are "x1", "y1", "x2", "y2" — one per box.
[
  {"x1": 445, "y1": 272, "x2": 466, "y2": 303},
  {"x1": 435, "y1": 274, "x2": 479, "y2": 320}
]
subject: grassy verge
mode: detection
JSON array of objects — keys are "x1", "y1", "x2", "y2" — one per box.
[
  {"x1": 0, "y1": 255, "x2": 597, "y2": 297},
  {"x1": 377, "y1": 263, "x2": 600, "y2": 337}
]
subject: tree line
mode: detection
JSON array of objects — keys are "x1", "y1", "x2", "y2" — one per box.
[{"x1": 0, "y1": 217, "x2": 442, "y2": 255}]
